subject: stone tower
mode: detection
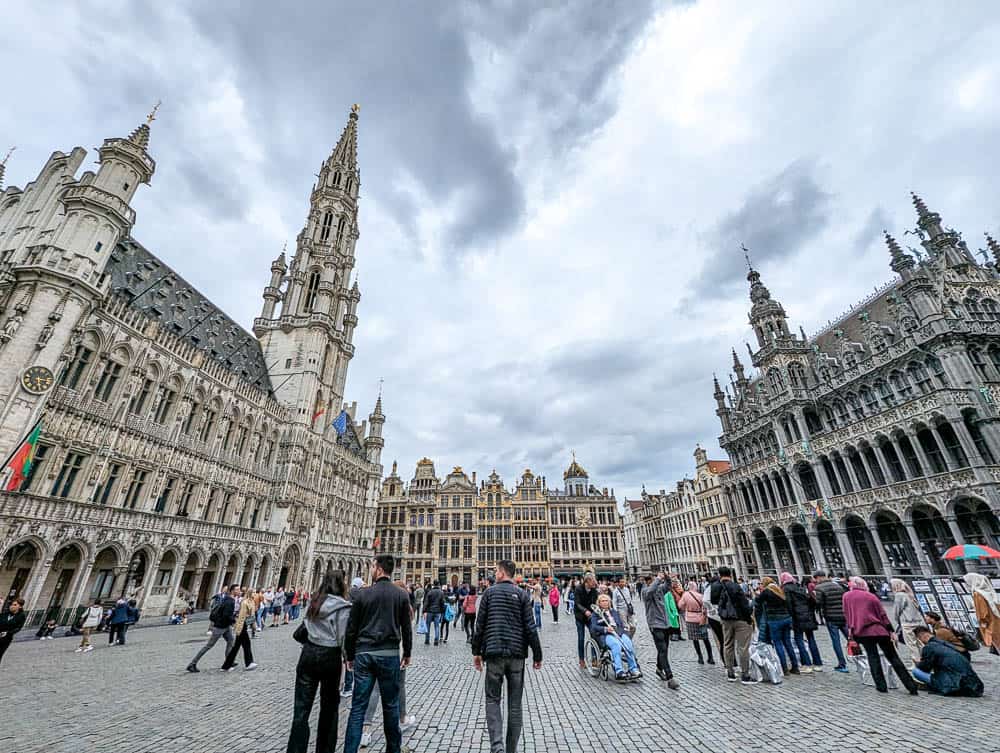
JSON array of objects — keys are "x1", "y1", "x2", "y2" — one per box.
[
  {"x1": 255, "y1": 106, "x2": 362, "y2": 431},
  {"x1": 0, "y1": 113, "x2": 155, "y2": 450}
]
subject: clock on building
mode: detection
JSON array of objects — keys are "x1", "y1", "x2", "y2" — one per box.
[{"x1": 21, "y1": 365, "x2": 55, "y2": 395}]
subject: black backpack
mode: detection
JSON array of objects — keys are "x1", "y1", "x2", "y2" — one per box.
[
  {"x1": 716, "y1": 585, "x2": 740, "y2": 621},
  {"x1": 209, "y1": 599, "x2": 227, "y2": 627}
]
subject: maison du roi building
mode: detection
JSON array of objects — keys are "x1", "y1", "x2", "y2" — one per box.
[
  {"x1": 714, "y1": 195, "x2": 1000, "y2": 580},
  {"x1": 0, "y1": 106, "x2": 386, "y2": 626},
  {"x1": 373, "y1": 457, "x2": 626, "y2": 585}
]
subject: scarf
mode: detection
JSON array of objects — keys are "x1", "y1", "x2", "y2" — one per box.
[
  {"x1": 778, "y1": 572, "x2": 796, "y2": 586},
  {"x1": 964, "y1": 572, "x2": 1000, "y2": 617},
  {"x1": 760, "y1": 576, "x2": 785, "y2": 600},
  {"x1": 663, "y1": 591, "x2": 680, "y2": 629}
]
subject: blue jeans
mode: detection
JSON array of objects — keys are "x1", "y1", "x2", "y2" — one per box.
[
  {"x1": 343, "y1": 653, "x2": 402, "y2": 753},
  {"x1": 793, "y1": 628, "x2": 822, "y2": 667},
  {"x1": 342, "y1": 667, "x2": 354, "y2": 694},
  {"x1": 765, "y1": 617, "x2": 798, "y2": 672},
  {"x1": 425, "y1": 613, "x2": 442, "y2": 643},
  {"x1": 576, "y1": 620, "x2": 586, "y2": 661},
  {"x1": 825, "y1": 622, "x2": 849, "y2": 668},
  {"x1": 533, "y1": 603, "x2": 542, "y2": 630},
  {"x1": 912, "y1": 667, "x2": 931, "y2": 684},
  {"x1": 605, "y1": 634, "x2": 639, "y2": 674}
]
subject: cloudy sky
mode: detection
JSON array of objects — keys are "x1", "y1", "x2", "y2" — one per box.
[{"x1": 5, "y1": 2, "x2": 1000, "y2": 503}]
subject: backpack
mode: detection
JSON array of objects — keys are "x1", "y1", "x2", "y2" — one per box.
[
  {"x1": 209, "y1": 598, "x2": 227, "y2": 627},
  {"x1": 717, "y1": 585, "x2": 740, "y2": 621}
]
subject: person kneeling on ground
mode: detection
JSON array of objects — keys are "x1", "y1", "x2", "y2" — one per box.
[
  {"x1": 911, "y1": 626, "x2": 983, "y2": 697},
  {"x1": 589, "y1": 594, "x2": 641, "y2": 682},
  {"x1": 923, "y1": 612, "x2": 971, "y2": 659}
]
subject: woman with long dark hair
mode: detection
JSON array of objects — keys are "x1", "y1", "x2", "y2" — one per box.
[{"x1": 287, "y1": 570, "x2": 351, "y2": 753}]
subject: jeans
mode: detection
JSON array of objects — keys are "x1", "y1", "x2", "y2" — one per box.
[
  {"x1": 765, "y1": 617, "x2": 798, "y2": 672},
  {"x1": 363, "y1": 667, "x2": 407, "y2": 722},
  {"x1": 567, "y1": 599, "x2": 574, "y2": 614},
  {"x1": 287, "y1": 643, "x2": 341, "y2": 753},
  {"x1": 342, "y1": 668, "x2": 354, "y2": 695},
  {"x1": 793, "y1": 628, "x2": 822, "y2": 667},
  {"x1": 533, "y1": 603, "x2": 542, "y2": 630},
  {"x1": 721, "y1": 619, "x2": 752, "y2": 676},
  {"x1": 425, "y1": 613, "x2": 442, "y2": 644},
  {"x1": 484, "y1": 656, "x2": 525, "y2": 753},
  {"x1": 649, "y1": 627, "x2": 673, "y2": 678},
  {"x1": 708, "y1": 618, "x2": 724, "y2": 653},
  {"x1": 575, "y1": 619, "x2": 586, "y2": 661},
  {"x1": 605, "y1": 634, "x2": 639, "y2": 674},
  {"x1": 222, "y1": 628, "x2": 254, "y2": 669},
  {"x1": 343, "y1": 653, "x2": 402, "y2": 753},
  {"x1": 189, "y1": 626, "x2": 234, "y2": 667},
  {"x1": 463, "y1": 613, "x2": 475, "y2": 640},
  {"x1": 856, "y1": 635, "x2": 917, "y2": 693},
  {"x1": 256, "y1": 606, "x2": 266, "y2": 631},
  {"x1": 825, "y1": 622, "x2": 850, "y2": 668},
  {"x1": 912, "y1": 667, "x2": 931, "y2": 685}
]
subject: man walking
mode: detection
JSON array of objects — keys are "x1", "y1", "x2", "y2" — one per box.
[
  {"x1": 709, "y1": 566, "x2": 754, "y2": 684},
  {"x1": 75, "y1": 598, "x2": 103, "y2": 653},
  {"x1": 187, "y1": 584, "x2": 238, "y2": 673},
  {"x1": 343, "y1": 555, "x2": 412, "y2": 753},
  {"x1": 641, "y1": 573, "x2": 679, "y2": 688},
  {"x1": 422, "y1": 581, "x2": 445, "y2": 646},
  {"x1": 814, "y1": 571, "x2": 851, "y2": 673},
  {"x1": 573, "y1": 574, "x2": 598, "y2": 669},
  {"x1": 473, "y1": 560, "x2": 542, "y2": 753}
]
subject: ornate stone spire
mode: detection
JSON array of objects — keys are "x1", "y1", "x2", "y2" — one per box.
[
  {"x1": 731, "y1": 347, "x2": 746, "y2": 383},
  {"x1": 885, "y1": 230, "x2": 914, "y2": 274},
  {"x1": 0, "y1": 146, "x2": 14, "y2": 189},
  {"x1": 327, "y1": 104, "x2": 360, "y2": 175},
  {"x1": 986, "y1": 233, "x2": 1000, "y2": 268}
]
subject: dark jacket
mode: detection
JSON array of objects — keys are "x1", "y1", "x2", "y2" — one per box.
[
  {"x1": 642, "y1": 578, "x2": 671, "y2": 630},
  {"x1": 109, "y1": 602, "x2": 130, "y2": 626},
  {"x1": 916, "y1": 637, "x2": 984, "y2": 697},
  {"x1": 573, "y1": 584, "x2": 598, "y2": 624},
  {"x1": 709, "y1": 579, "x2": 752, "y2": 624},
  {"x1": 349, "y1": 585, "x2": 363, "y2": 603},
  {"x1": 0, "y1": 609, "x2": 26, "y2": 640},
  {"x1": 210, "y1": 594, "x2": 237, "y2": 628},
  {"x1": 784, "y1": 582, "x2": 817, "y2": 631},
  {"x1": 344, "y1": 577, "x2": 413, "y2": 661},
  {"x1": 755, "y1": 588, "x2": 791, "y2": 622},
  {"x1": 472, "y1": 580, "x2": 542, "y2": 662},
  {"x1": 588, "y1": 607, "x2": 627, "y2": 646},
  {"x1": 126, "y1": 605, "x2": 140, "y2": 625},
  {"x1": 814, "y1": 579, "x2": 848, "y2": 625},
  {"x1": 423, "y1": 587, "x2": 445, "y2": 615}
]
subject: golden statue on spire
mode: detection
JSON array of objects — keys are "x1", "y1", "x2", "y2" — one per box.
[
  {"x1": 146, "y1": 100, "x2": 161, "y2": 126},
  {"x1": 351, "y1": 103, "x2": 360, "y2": 114}
]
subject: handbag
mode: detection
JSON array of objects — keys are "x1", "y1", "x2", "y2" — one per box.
[
  {"x1": 293, "y1": 622, "x2": 309, "y2": 645},
  {"x1": 445, "y1": 604, "x2": 455, "y2": 622},
  {"x1": 416, "y1": 616, "x2": 428, "y2": 635},
  {"x1": 846, "y1": 639, "x2": 862, "y2": 657},
  {"x1": 953, "y1": 628, "x2": 981, "y2": 652}
]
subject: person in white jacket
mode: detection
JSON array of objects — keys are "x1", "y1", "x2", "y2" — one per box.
[{"x1": 75, "y1": 599, "x2": 104, "y2": 653}]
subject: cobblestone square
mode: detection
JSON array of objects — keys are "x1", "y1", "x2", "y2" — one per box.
[{"x1": 0, "y1": 610, "x2": 995, "y2": 753}]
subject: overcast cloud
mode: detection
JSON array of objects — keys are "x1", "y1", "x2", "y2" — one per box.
[{"x1": 4, "y1": 1, "x2": 1000, "y2": 504}]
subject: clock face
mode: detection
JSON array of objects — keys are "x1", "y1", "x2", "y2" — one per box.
[{"x1": 21, "y1": 366, "x2": 55, "y2": 395}]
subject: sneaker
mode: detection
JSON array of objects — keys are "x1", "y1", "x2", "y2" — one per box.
[
  {"x1": 186, "y1": 664, "x2": 199, "y2": 672},
  {"x1": 360, "y1": 730, "x2": 372, "y2": 748},
  {"x1": 221, "y1": 666, "x2": 236, "y2": 672},
  {"x1": 726, "y1": 670, "x2": 737, "y2": 682},
  {"x1": 740, "y1": 674, "x2": 754, "y2": 685},
  {"x1": 400, "y1": 715, "x2": 417, "y2": 732},
  {"x1": 812, "y1": 665, "x2": 823, "y2": 672},
  {"x1": 789, "y1": 668, "x2": 800, "y2": 675},
  {"x1": 656, "y1": 668, "x2": 668, "y2": 681},
  {"x1": 83, "y1": 645, "x2": 94, "y2": 653},
  {"x1": 667, "y1": 678, "x2": 680, "y2": 690},
  {"x1": 629, "y1": 669, "x2": 643, "y2": 680},
  {"x1": 800, "y1": 666, "x2": 812, "y2": 674},
  {"x1": 834, "y1": 666, "x2": 850, "y2": 674},
  {"x1": 615, "y1": 670, "x2": 630, "y2": 682},
  {"x1": 75, "y1": 647, "x2": 84, "y2": 653},
  {"x1": 341, "y1": 688, "x2": 353, "y2": 698},
  {"x1": 245, "y1": 663, "x2": 258, "y2": 671}
]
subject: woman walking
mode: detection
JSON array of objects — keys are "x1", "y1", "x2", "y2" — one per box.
[
  {"x1": 963, "y1": 572, "x2": 1000, "y2": 656},
  {"x1": 287, "y1": 571, "x2": 352, "y2": 753},
  {"x1": 548, "y1": 581, "x2": 560, "y2": 623},
  {"x1": 843, "y1": 576, "x2": 917, "y2": 695},
  {"x1": 221, "y1": 589, "x2": 258, "y2": 671},
  {"x1": 462, "y1": 586, "x2": 478, "y2": 642},
  {"x1": 677, "y1": 581, "x2": 714, "y2": 664},
  {"x1": 889, "y1": 579, "x2": 925, "y2": 666},
  {"x1": 0, "y1": 597, "x2": 26, "y2": 665}
]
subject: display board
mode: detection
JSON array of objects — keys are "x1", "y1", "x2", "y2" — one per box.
[{"x1": 910, "y1": 577, "x2": 977, "y2": 634}]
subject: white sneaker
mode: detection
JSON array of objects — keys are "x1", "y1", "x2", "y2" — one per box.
[
  {"x1": 83, "y1": 645, "x2": 94, "y2": 652},
  {"x1": 340, "y1": 688, "x2": 353, "y2": 698},
  {"x1": 360, "y1": 731, "x2": 372, "y2": 748},
  {"x1": 400, "y1": 715, "x2": 417, "y2": 732},
  {"x1": 245, "y1": 663, "x2": 258, "y2": 671},
  {"x1": 75, "y1": 647, "x2": 84, "y2": 652},
  {"x1": 800, "y1": 666, "x2": 813, "y2": 674},
  {"x1": 812, "y1": 665, "x2": 823, "y2": 672}
]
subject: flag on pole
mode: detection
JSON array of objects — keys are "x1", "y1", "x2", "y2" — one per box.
[
  {"x1": 4, "y1": 421, "x2": 43, "y2": 491},
  {"x1": 331, "y1": 409, "x2": 349, "y2": 436},
  {"x1": 312, "y1": 407, "x2": 326, "y2": 425}
]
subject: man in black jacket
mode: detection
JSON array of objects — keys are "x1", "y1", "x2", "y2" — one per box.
[
  {"x1": 422, "y1": 581, "x2": 445, "y2": 646},
  {"x1": 709, "y1": 567, "x2": 754, "y2": 684},
  {"x1": 573, "y1": 573, "x2": 598, "y2": 668},
  {"x1": 473, "y1": 559, "x2": 542, "y2": 753},
  {"x1": 343, "y1": 555, "x2": 412, "y2": 753},
  {"x1": 0, "y1": 597, "x2": 26, "y2": 666},
  {"x1": 186, "y1": 584, "x2": 238, "y2": 672}
]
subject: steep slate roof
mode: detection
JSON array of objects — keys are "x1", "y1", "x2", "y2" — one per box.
[{"x1": 107, "y1": 238, "x2": 273, "y2": 393}]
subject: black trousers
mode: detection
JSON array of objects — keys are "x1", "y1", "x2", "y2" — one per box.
[
  {"x1": 0, "y1": 636, "x2": 12, "y2": 665},
  {"x1": 649, "y1": 627, "x2": 673, "y2": 678},
  {"x1": 287, "y1": 643, "x2": 342, "y2": 753},
  {"x1": 856, "y1": 635, "x2": 917, "y2": 693},
  {"x1": 463, "y1": 613, "x2": 475, "y2": 639},
  {"x1": 551, "y1": 605, "x2": 559, "y2": 622},
  {"x1": 708, "y1": 618, "x2": 724, "y2": 653},
  {"x1": 222, "y1": 627, "x2": 254, "y2": 669},
  {"x1": 108, "y1": 624, "x2": 126, "y2": 645}
]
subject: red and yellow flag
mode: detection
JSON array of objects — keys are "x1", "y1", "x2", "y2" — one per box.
[{"x1": 5, "y1": 422, "x2": 42, "y2": 491}]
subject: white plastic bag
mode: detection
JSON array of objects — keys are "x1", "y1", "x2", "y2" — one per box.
[
  {"x1": 852, "y1": 654, "x2": 898, "y2": 689},
  {"x1": 748, "y1": 634, "x2": 783, "y2": 685}
]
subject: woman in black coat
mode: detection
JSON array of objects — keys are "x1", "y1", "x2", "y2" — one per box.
[
  {"x1": 780, "y1": 572, "x2": 823, "y2": 670},
  {"x1": 0, "y1": 598, "x2": 27, "y2": 665}
]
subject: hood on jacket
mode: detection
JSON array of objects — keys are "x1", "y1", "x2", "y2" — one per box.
[{"x1": 314, "y1": 594, "x2": 352, "y2": 619}]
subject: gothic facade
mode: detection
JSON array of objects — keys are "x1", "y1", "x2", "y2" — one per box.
[
  {"x1": 373, "y1": 457, "x2": 625, "y2": 584},
  {"x1": 0, "y1": 107, "x2": 385, "y2": 626},
  {"x1": 715, "y1": 194, "x2": 1000, "y2": 579}
]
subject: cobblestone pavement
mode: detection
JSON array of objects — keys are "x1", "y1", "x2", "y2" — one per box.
[{"x1": 0, "y1": 607, "x2": 996, "y2": 753}]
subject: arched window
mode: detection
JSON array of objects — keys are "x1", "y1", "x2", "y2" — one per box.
[
  {"x1": 345, "y1": 177, "x2": 353, "y2": 194},
  {"x1": 889, "y1": 370, "x2": 912, "y2": 399},
  {"x1": 982, "y1": 298, "x2": 999, "y2": 321},
  {"x1": 336, "y1": 216, "x2": 347, "y2": 244},
  {"x1": 332, "y1": 170, "x2": 341, "y2": 186},
  {"x1": 788, "y1": 362, "x2": 806, "y2": 388},
  {"x1": 768, "y1": 368, "x2": 784, "y2": 395},
  {"x1": 834, "y1": 400, "x2": 849, "y2": 425},
  {"x1": 927, "y1": 355, "x2": 948, "y2": 386},
  {"x1": 303, "y1": 271, "x2": 320, "y2": 312},
  {"x1": 860, "y1": 386, "x2": 878, "y2": 413},
  {"x1": 847, "y1": 393, "x2": 864, "y2": 420},
  {"x1": 908, "y1": 361, "x2": 931, "y2": 393},
  {"x1": 875, "y1": 379, "x2": 895, "y2": 407},
  {"x1": 965, "y1": 294, "x2": 983, "y2": 321},
  {"x1": 969, "y1": 345, "x2": 989, "y2": 378},
  {"x1": 319, "y1": 211, "x2": 333, "y2": 241}
]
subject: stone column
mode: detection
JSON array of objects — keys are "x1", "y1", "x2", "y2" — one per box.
[
  {"x1": 842, "y1": 454, "x2": 863, "y2": 491},
  {"x1": 750, "y1": 537, "x2": 765, "y2": 575},
  {"x1": 834, "y1": 527, "x2": 861, "y2": 574},
  {"x1": 66, "y1": 558, "x2": 96, "y2": 613},
  {"x1": 20, "y1": 556, "x2": 52, "y2": 617},
  {"x1": 828, "y1": 456, "x2": 850, "y2": 493},
  {"x1": 767, "y1": 535, "x2": 782, "y2": 576},
  {"x1": 857, "y1": 450, "x2": 879, "y2": 487},
  {"x1": 869, "y1": 446, "x2": 894, "y2": 486},
  {"x1": 138, "y1": 559, "x2": 159, "y2": 608},
  {"x1": 931, "y1": 426, "x2": 959, "y2": 470},
  {"x1": 787, "y1": 530, "x2": 805, "y2": 576},
  {"x1": 164, "y1": 559, "x2": 186, "y2": 616},
  {"x1": 807, "y1": 531, "x2": 828, "y2": 572},
  {"x1": 813, "y1": 460, "x2": 835, "y2": 499},
  {"x1": 188, "y1": 567, "x2": 206, "y2": 609},
  {"x1": 866, "y1": 523, "x2": 893, "y2": 578},
  {"x1": 903, "y1": 521, "x2": 935, "y2": 576},
  {"x1": 209, "y1": 567, "x2": 226, "y2": 601},
  {"x1": 889, "y1": 438, "x2": 912, "y2": 480},
  {"x1": 908, "y1": 431, "x2": 934, "y2": 476},
  {"x1": 948, "y1": 418, "x2": 983, "y2": 467},
  {"x1": 249, "y1": 562, "x2": 262, "y2": 591},
  {"x1": 110, "y1": 566, "x2": 130, "y2": 600}
]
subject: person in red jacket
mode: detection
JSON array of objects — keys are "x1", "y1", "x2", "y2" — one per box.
[
  {"x1": 842, "y1": 576, "x2": 917, "y2": 694},
  {"x1": 548, "y1": 581, "x2": 560, "y2": 623}
]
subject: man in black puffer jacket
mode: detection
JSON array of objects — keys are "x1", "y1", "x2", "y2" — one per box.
[
  {"x1": 422, "y1": 582, "x2": 445, "y2": 646},
  {"x1": 781, "y1": 573, "x2": 823, "y2": 671},
  {"x1": 473, "y1": 560, "x2": 542, "y2": 753}
]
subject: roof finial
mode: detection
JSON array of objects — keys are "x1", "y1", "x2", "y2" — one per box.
[
  {"x1": 986, "y1": 233, "x2": 1000, "y2": 267},
  {"x1": 884, "y1": 230, "x2": 914, "y2": 274},
  {"x1": 351, "y1": 103, "x2": 360, "y2": 115},
  {"x1": 377, "y1": 377, "x2": 383, "y2": 398},
  {"x1": 146, "y1": 100, "x2": 161, "y2": 126},
  {"x1": 742, "y1": 243, "x2": 753, "y2": 271},
  {"x1": 0, "y1": 146, "x2": 14, "y2": 167}
]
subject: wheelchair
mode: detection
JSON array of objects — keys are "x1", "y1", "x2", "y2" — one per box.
[{"x1": 583, "y1": 633, "x2": 613, "y2": 681}]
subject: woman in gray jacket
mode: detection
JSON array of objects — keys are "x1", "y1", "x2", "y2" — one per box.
[
  {"x1": 287, "y1": 570, "x2": 352, "y2": 753},
  {"x1": 889, "y1": 579, "x2": 925, "y2": 667}
]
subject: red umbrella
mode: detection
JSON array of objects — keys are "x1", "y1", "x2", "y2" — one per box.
[{"x1": 942, "y1": 544, "x2": 1000, "y2": 560}]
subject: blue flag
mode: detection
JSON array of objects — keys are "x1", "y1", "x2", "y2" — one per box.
[{"x1": 331, "y1": 410, "x2": 349, "y2": 436}]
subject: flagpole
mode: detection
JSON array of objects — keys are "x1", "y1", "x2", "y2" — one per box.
[{"x1": 0, "y1": 415, "x2": 43, "y2": 476}]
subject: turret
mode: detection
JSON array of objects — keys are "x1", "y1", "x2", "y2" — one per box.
[
  {"x1": 746, "y1": 262, "x2": 791, "y2": 348},
  {"x1": 257, "y1": 247, "x2": 287, "y2": 323},
  {"x1": 987, "y1": 234, "x2": 1000, "y2": 269},
  {"x1": 911, "y1": 192, "x2": 970, "y2": 266},
  {"x1": 884, "y1": 231, "x2": 915, "y2": 276},
  {"x1": 364, "y1": 393, "x2": 385, "y2": 465}
]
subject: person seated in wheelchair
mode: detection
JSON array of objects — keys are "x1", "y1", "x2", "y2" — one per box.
[{"x1": 588, "y1": 594, "x2": 642, "y2": 681}]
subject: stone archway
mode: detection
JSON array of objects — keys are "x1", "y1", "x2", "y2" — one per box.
[
  {"x1": 33, "y1": 543, "x2": 86, "y2": 624},
  {"x1": 815, "y1": 519, "x2": 845, "y2": 575},
  {"x1": 200, "y1": 553, "x2": 223, "y2": 609},
  {"x1": 770, "y1": 527, "x2": 796, "y2": 573},
  {"x1": 909, "y1": 504, "x2": 955, "y2": 575},
  {"x1": 788, "y1": 523, "x2": 816, "y2": 574},
  {"x1": 752, "y1": 529, "x2": 774, "y2": 573},
  {"x1": 0, "y1": 539, "x2": 44, "y2": 606},
  {"x1": 953, "y1": 498, "x2": 1000, "y2": 575},
  {"x1": 843, "y1": 515, "x2": 881, "y2": 576},
  {"x1": 872, "y1": 510, "x2": 919, "y2": 574}
]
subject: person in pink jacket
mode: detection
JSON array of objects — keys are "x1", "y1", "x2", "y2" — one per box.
[
  {"x1": 548, "y1": 582, "x2": 560, "y2": 623},
  {"x1": 677, "y1": 581, "x2": 714, "y2": 665},
  {"x1": 842, "y1": 576, "x2": 917, "y2": 695}
]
